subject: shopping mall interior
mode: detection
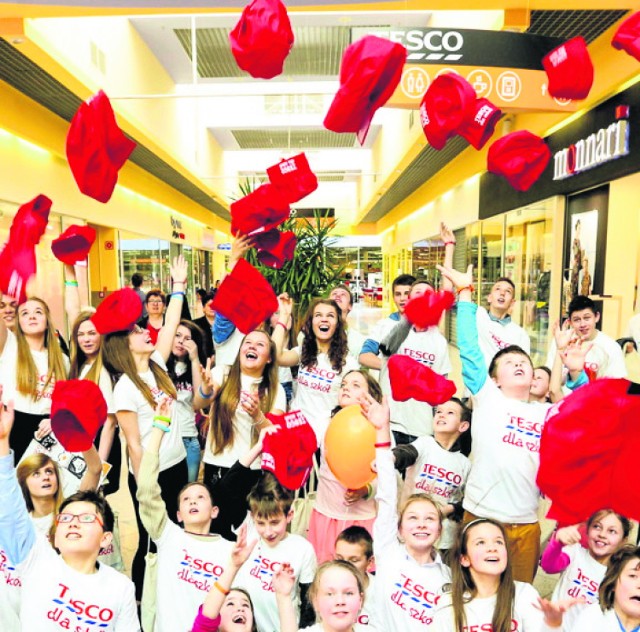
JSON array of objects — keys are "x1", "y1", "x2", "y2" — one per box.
[{"x1": 2, "y1": 1, "x2": 640, "y2": 363}]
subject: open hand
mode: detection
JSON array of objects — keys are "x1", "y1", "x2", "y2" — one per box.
[
  {"x1": 360, "y1": 393, "x2": 390, "y2": 431},
  {"x1": 170, "y1": 255, "x2": 188, "y2": 286},
  {"x1": 436, "y1": 263, "x2": 473, "y2": 289},
  {"x1": 272, "y1": 563, "x2": 296, "y2": 597}
]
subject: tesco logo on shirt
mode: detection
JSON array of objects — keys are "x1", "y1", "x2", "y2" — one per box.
[
  {"x1": 463, "y1": 621, "x2": 519, "y2": 631},
  {"x1": 402, "y1": 348, "x2": 436, "y2": 364},
  {"x1": 421, "y1": 463, "x2": 462, "y2": 485}
]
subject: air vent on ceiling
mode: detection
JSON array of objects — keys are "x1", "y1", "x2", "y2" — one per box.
[{"x1": 231, "y1": 129, "x2": 358, "y2": 149}]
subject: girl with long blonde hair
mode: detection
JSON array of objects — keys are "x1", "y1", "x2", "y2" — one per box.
[
  {"x1": 0, "y1": 296, "x2": 68, "y2": 460},
  {"x1": 201, "y1": 329, "x2": 285, "y2": 537}
]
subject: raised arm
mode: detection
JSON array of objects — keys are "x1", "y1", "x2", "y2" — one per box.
[
  {"x1": 0, "y1": 390, "x2": 35, "y2": 565},
  {"x1": 136, "y1": 399, "x2": 173, "y2": 541},
  {"x1": 156, "y1": 255, "x2": 189, "y2": 363},
  {"x1": 439, "y1": 222, "x2": 456, "y2": 293},
  {"x1": 273, "y1": 564, "x2": 300, "y2": 632},
  {"x1": 63, "y1": 264, "x2": 82, "y2": 327},
  {"x1": 437, "y1": 264, "x2": 487, "y2": 394},
  {"x1": 78, "y1": 444, "x2": 103, "y2": 492},
  {"x1": 271, "y1": 294, "x2": 300, "y2": 367}
]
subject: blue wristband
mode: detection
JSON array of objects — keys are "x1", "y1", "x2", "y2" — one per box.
[
  {"x1": 198, "y1": 385, "x2": 213, "y2": 399},
  {"x1": 171, "y1": 291, "x2": 185, "y2": 298},
  {"x1": 152, "y1": 421, "x2": 170, "y2": 432}
]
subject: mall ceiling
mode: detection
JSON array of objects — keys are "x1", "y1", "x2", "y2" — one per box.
[{"x1": 0, "y1": 2, "x2": 635, "y2": 228}]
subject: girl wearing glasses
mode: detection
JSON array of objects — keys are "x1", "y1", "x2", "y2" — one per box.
[{"x1": 102, "y1": 255, "x2": 197, "y2": 600}]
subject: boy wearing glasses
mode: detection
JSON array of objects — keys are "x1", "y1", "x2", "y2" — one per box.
[{"x1": 0, "y1": 390, "x2": 140, "y2": 631}]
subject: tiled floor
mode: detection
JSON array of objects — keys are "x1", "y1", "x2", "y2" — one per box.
[{"x1": 109, "y1": 303, "x2": 563, "y2": 597}]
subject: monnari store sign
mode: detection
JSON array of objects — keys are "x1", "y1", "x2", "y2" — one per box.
[
  {"x1": 553, "y1": 106, "x2": 630, "y2": 181},
  {"x1": 480, "y1": 81, "x2": 640, "y2": 218}
]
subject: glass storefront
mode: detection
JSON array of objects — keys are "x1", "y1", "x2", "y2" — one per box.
[
  {"x1": 118, "y1": 231, "x2": 210, "y2": 314},
  {"x1": 330, "y1": 244, "x2": 383, "y2": 300},
  {"x1": 410, "y1": 199, "x2": 559, "y2": 365}
]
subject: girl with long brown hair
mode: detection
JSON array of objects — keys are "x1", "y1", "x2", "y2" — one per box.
[
  {"x1": 272, "y1": 294, "x2": 358, "y2": 442},
  {"x1": 433, "y1": 518, "x2": 565, "y2": 631},
  {"x1": 0, "y1": 296, "x2": 68, "y2": 460},
  {"x1": 102, "y1": 255, "x2": 190, "y2": 600},
  {"x1": 201, "y1": 329, "x2": 286, "y2": 535}
]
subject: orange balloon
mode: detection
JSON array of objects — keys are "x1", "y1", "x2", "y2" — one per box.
[{"x1": 325, "y1": 404, "x2": 376, "y2": 490}]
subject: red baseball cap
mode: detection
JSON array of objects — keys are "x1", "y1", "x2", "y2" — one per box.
[
  {"x1": 538, "y1": 378, "x2": 640, "y2": 525},
  {"x1": 0, "y1": 194, "x2": 52, "y2": 303},
  {"x1": 388, "y1": 355, "x2": 456, "y2": 406},
  {"x1": 254, "y1": 230, "x2": 297, "y2": 269},
  {"x1": 51, "y1": 225, "x2": 97, "y2": 265},
  {"x1": 261, "y1": 410, "x2": 318, "y2": 490},
  {"x1": 229, "y1": 0, "x2": 294, "y2": 79},
  {"x1": 404, "y1": 290, "x2": 455, "y2": 330},
  {"x1": 543, "y1": 36, "x2": 594, "y2": 101},
  {"x1": 487, "y1": 130, "x2": 551, "y2": 192},
  {"x1": 459, "y1": 98, "x2": 502, "y2": 150},
  {"x1": 66, "y1": 90, "x2": 136, "y2": 204},
  {"x1": 51, "y1": 379, "x2": 108, "y2": 452},
  {"x1": 324, "y1": 35, "x2": 406, "y2": 145},
  {"x1": 91, "y1": 287, "x2": 143, "y2": 335},
  {"x1": 612, "y1": 12, "x2": 640, "y2": 62},
  {"x1": 211, "y1": 258, "x2": 278, "y2": 334},
  {"x1": 266, "y1": 153, "x2": 318, "y2": 203},
  {"x1": 230, "y1": 183, "x2": 291, "y2": 237},
  {"x1": 420, "y1": 72, "x2": 477, "y2": 150}
]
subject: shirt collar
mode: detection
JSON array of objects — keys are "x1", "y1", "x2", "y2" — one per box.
[{"x1": 488, "y1": 311, "x2": 511, "y2": 325}]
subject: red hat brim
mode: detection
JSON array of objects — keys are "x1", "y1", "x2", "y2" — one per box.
[{"x1": 51, "y1": 225, "x2": 97, "y2": 265}]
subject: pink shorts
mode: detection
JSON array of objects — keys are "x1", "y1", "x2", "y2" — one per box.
[{"x1": 307, "y1": 508, "x2": 375, "y2": 564}]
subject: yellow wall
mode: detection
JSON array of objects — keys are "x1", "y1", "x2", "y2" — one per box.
[{"x1": 604, "y1": 173, "x2": 640, "y2": 338}]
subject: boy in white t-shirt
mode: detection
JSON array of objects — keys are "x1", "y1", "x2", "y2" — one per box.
[
  {"x1": 545, "y1": 294, "x2": 627, "y2": 381},
  {"x1": 476, "y1": 276, "x2": 531, "y2": 367},
  {"x1": 0, "y1": 394, "x2": 139, "y2": 632},
  {"x1": 379, "y1": 279, "x2": 452, "y2": 443},
  {"x1": 437, "y1": 263, "x2": 551, "y2": 584},
  {"x1": 393, "y1": 397, "x2": 472, "y2": 554},
  {"x1": 234, "y1": 473, "x2": 317, "y2": 632},
  {"x1": 334, "y1": 526, "x2": 376, "y2": 627},
  {"x1": 136, "y1": 402, "x2": 233, "y2": 632}
]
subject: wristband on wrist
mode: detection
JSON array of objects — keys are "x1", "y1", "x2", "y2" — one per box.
[
  {"x1": 444, "y1": 241, "x2": 456, "y2": 247},
  {"x1": 214, "y1": 582, "x2": 230, "y2": 596},
  {"x1": 276, "y1": 321, "x2": 288, "y2": 331},
  {"x1": 198, "y1": 385, "x2": 213, "y2": 399},
  {"x1": 153, "y1": 415, "x2": 171, "y2": 424},
  {"x1": 374, "y1": 441, "x2": 392, "y2": 448},
  {"x1": 152, "y1": 421, "x2": 170, "y2": 432},
  {"x1": 171, "y1": 291, "x2": 185, "y2": 298},
  {"x1": 456, "y1": 284, "x2": 474, "y2": 295},
  {"x1": 64, "y1": 280, "x2": 79, "y2": 287}
]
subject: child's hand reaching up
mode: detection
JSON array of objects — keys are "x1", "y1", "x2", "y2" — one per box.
[
  {"x1": 360, "y1": 393, "x2": 390, "y2": 431},
  {"x1": 273, "y1": 563, "x2": 296, "y2": 597},
  {"x1": 556, "y1": 524, "x2": 583, "y2": 546},
  {"x1": 230, "y1": 523, "x2": 257, "y2": 569},
  {"x1": 436, "y1": 264, "x2": 474, "y2": 292}
]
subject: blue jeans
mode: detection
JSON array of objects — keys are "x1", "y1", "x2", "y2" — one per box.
[{"x1": 182, "y1": 436, "x2": 202, "y2": 482}]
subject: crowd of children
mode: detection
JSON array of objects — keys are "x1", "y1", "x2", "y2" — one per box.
[{"x1": 0, "y1": 226, "x2": 638, "y2": 632}]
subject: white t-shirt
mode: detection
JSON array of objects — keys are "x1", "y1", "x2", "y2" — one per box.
[
  {"x1": 80, "y1": 363, "x2": 116, "y2": 414},
  {"x1": 347, "y1": 326, "x2": 366, "y2": 363},
  {"x1": 433, "y1": 582, "x2": 550, "y2": 631},
  {"x1": 235, "y1": 534, "x2": 317, "y2": 632},
  {"x1": 476, "y1": 306, "x2": 531, "y2": 368},
  {"x1": 380, "y1": 327, "x2": 452, "y2": 437},
  {"x1": 545, "y1": 331, "x2": 627, "y2": 379},
  {"x1": 0, "y1": 545, "x2": 20, "y2": 632},
  {"x1": 290, "y1": 348, "x2": 359, "y2": 443},
  {"x1": 154, "y1": 521, "x2": 233, "y2": 632},
  {"x1": 302, "y1": 625, "x2": 370, "y2": 632},
  {"x1": 214, "y1": 327, "x2": 245, "y2": 369},
  {"x1": 173, "y1": 361, "x2": 197, "y2": 438},
  {"x1": 357, "y1": 574, "x2": 376, "y2": 627},
  {"x1": 568, "y1": 603, "x2": 622, "y2": 631},
  {"x1": 550, "y1": 543, "x2": 606, "y2": 631},
  {"x1": 202, "y1": 366, "x2": 286, "y2": 469},
  {"x1": 0, "y1": 331, "x2": 69, "y2": 414},
  {"x1": 404, "y1": 436, "x2": 470, "y2": 549},
  {"x1": 463, "y1": 378, "x2": 551, "y2": 523},
  {"x1": 314, "y1": 422, "x2": 377, "y2": 520},
  {"x1": 372, "y1": 449, "x2": 451, "y2": 632},
  {"x1": 113, "y1": 354, "x2": 186, "y2": 473},
  {"x1": 16, "y1": 534, "x2": 139, "y2": 631}
]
